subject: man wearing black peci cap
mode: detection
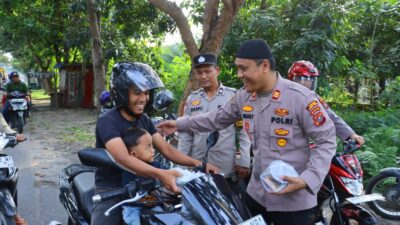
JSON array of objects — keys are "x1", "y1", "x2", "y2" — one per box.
[
  {"x1": 158, "y1": 39, "x2": 337, "y2": 225},
  {"x1": 178, "y1": 53, "x2": 251, "y2": 194}
]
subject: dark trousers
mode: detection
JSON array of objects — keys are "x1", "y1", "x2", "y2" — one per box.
[
  {"x1": 2, "y1": 101, "x2": 9, "y2": 122},
  {"x1": 90, "y1": 189, "x2": 123, "y2": 225},
  {"x1": 243, "y1": 192, "x2": 311, "y2": 225}
]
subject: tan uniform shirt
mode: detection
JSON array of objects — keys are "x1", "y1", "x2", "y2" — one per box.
[
  {"x1": 178, "y1": 83, "x2": 251, "y2": 177},
  {"x1": 176, "y1": 73, "x2": 336, "y2": 211}
]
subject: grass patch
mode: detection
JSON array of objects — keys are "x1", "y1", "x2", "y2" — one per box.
[
  {"x1": 62, "y1": 127, "x2": 95, "y2": 143},
  {"x1": 31, "y1": 89, "x2": 50, "y2": 100}
]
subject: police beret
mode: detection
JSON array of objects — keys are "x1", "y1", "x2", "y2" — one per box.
[{"x1": 192, "y1": 53, "x2": 217, "y2": 68}]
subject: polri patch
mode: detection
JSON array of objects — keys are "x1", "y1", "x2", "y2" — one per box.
[
  {"x1": 313, "y1": 112, "x2": 326, "y2": 126},
  {"x1": 306, "y1": 100, "x2": 318, "y2": 111}
]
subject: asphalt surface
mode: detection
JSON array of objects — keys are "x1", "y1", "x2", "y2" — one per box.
[{"x1": 5, "y1": 126, "x2": 70, "y2": 225}]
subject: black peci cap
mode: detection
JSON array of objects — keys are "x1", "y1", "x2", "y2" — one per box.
[
  {"x1": 192, "y1": 53, "x2": 217, "y2": 68},
  {"x1": 236, "y1": 39, "x2": 275, "y2": 70}
]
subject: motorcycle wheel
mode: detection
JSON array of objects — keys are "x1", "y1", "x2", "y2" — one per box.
[
  {"x1": 0, "y1": 211, "x2": 16, "y2": 225},
  {"x1": 366, "y1": 173, "x2": 400, "y2": 220},
  {"x1": 17, "y1": 115, "x2": 24, "y2": 134}
]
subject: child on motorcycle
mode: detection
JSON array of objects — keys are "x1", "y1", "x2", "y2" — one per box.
[{"x1": 120, "y1": 127, "x2": 159, "y2": 225}]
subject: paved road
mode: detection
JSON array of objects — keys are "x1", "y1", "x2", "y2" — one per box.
[{"x1": 5, "y1": 125, "x2": 72, "y2": 225}]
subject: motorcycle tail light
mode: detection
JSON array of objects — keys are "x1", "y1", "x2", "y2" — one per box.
[{"x1": 340, "y1": 176, "x2": 363, "y2": 196}]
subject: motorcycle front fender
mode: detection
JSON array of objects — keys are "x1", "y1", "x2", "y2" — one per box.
[
  {"x1": 379, "y1": 167, "x2": 400, "y2": 177},
  {"x1": 0, "y1": 188, "x2": 17, "y2": 217},
  {"x1": 341, "y1": 203, "x2": 378, "y2": 225}
]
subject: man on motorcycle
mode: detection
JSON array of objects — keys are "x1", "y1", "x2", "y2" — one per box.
[
  {"x1": 0, "y1": 112, "x2": 26, "y2": 225},
  {"x1": 92, "y1": 62, "x2": 219, "y2": 225},
  {"x1": 288, "y1": 60, "x2": 365, "y2": 144},
  {"x1": 2, "y1": 71, "x2": 29, "y2": 123}
]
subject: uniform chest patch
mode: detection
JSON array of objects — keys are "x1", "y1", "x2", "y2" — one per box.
[
  {"x1": 243, "y1": 113, "x2": 254, "y2": 119},
  {"x1": 242, "y1": 105, "x2": 254, "y2": 112},
  {"x1": 276, "y1": 138, "x2": 287, "y2": 147},
  {"x1": 274, "y1": 128, "x2": 289, "y2": 136},
  {"x1": 275, "y1": 108, "x2": 289, "y2": 116},
  {"x1": 191, "y1": 100, "x2": 201, "y2": 106}
]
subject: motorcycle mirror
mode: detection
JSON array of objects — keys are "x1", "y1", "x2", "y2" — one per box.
[
  {"x1": 206, "y1": 131, "x2": 219, "y2": 150},
  {"x1": 153, "y1": 90, "x2": 174, "y2": 112},
  {"x1": 202, "y1": 131, "x2": 219, "y2": 172}
]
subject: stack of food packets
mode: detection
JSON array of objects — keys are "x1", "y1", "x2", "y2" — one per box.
[{"x1": 260, "y1": 160, "x2": 299, "y2": 193}]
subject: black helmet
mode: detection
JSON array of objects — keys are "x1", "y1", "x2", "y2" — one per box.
[{"x1": 110, "y1": 62, "x2": 164, "y2": 110}]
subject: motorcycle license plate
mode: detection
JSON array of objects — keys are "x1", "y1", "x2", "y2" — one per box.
[
  {"x1": 0, "y1": 156, "x2": 14, "y2": 169},
  {"x1": 346, "y1": 193, "x2": 385, "y2": 204},
  {"x1": 239, "y1": 215, "x2": 267, "y2": 225}
]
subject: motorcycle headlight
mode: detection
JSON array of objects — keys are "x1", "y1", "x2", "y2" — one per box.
[{"x1": 340, "y1": 176, "x2": 363, "y2": 196}]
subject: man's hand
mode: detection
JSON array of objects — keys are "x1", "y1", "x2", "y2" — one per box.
[
  {"x1": 235, "y1": 165, "x2": 250, "y2": 179},
  {"x1": 156, "y1": 169, "x2": 182, "y2": 193},
  {"x1": 350, "y1": 133, "x2": 365, "y2": 145},
  {"x1": 16, "y1": 134, "x2": 25, "y2": 142},
  {"x1": 272, "y1": 176, "x2": 307, "y2": 195},
  {"x1": 206, "y1": 163, "x2": 220, "y2": 174},
  {"x1": 156, "y1": 120, "x2": 177, "y2": 136}
]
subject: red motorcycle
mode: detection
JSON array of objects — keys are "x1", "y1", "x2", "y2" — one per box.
[{"x1": 310, "y1": 140, "x2": 382, "y2": 225}]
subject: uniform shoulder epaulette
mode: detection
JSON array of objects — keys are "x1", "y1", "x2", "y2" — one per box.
[
  {"x1": 224, "y1": 86, "x2": 237, "y2": 93},
  {"x1": 288, "y1": 82, "x2": 313, "y2": 98},
  {"x1": 190, "y1": 89, "x2": 202, "y2": 95}
]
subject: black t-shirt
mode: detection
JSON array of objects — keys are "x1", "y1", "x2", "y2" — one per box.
[{"x1": 95, "y1": 108, "x2": 157, "y2": 188}]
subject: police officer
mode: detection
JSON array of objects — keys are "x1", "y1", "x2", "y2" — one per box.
[
  {"x1": 178, "y1": 53, "x2": 251, "y2": 189},
  {"x1": 288, "y1": 60, "x2": 365, "y2": 144},
  {"x1": 158, "y1": 39, "x2": 337, "y2": 225}
]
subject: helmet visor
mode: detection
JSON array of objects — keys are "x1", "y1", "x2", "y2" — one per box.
[
  {"x1": 125, "y1": 69, "x2": 164, "y2": 92},
  {"x1": 293, "y1": 76, "x2": 318, "y2": 91}
]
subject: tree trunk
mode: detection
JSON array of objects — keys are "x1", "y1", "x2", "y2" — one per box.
[
  {"x1": 148, "y1": 0, "x2": 245, "y2": 116},
  {"x1": 87, "y1": 0, "x2": 105, "y2": 112}
]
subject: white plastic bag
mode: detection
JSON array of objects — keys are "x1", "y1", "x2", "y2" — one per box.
[{"x1": 260, "y1": 160, "x2": 299, "y2": 193}]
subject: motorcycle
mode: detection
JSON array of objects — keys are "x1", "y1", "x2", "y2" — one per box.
[
  {"x1": 365, "y1": 157, "x2": 400, "y2": 220},
  {"x1": 309, "y1": 140, "x2": 381, "y2": 225},
  {"x1": 57, "y1": 131, "x2": 266, "y2": 225},
  {"x1": 6, "y1": 91, "x2": 28, "y2": 133},
  {"x1": 0, "y1": 133, "x2": 20, "y2": 225}
]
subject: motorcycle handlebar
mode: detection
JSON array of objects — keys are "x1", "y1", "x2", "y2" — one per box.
[{"x1": 92, "y1": 188, "x2": 127, "y2": 204}]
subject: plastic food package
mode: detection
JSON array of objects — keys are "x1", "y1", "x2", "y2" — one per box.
[{"x1": 260, "y1": 160, "x2": 299, "y2": 193}]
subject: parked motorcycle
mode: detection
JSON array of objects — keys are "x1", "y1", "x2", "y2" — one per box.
[
  {"x1": 365, "y1": 157, "x2": 400, "y2": 220},
  {"x1": 57, "y1": 131, "x2": 266, "y2": 225},
  {"x1": 0, "y1": 133, "x2": 20, "y2": 225},
  {"x1": 6, "y1": 91, "x2": 28, "y2": 133},
  {"x1": 309, "y1": 140, "x2": 381, "y2": 225}
]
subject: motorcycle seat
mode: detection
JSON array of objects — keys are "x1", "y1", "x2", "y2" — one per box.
[{"x1": 73, "y1": 172, "x2": 95, "y2": 219}]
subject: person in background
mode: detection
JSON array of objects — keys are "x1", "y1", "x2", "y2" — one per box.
[
  {"x1": 2, "y1": 71, "x2": 29, "y2": 122},
  {"x1": 288, "y1": 60, "x2": 364, "y2": 145},
  {"x1": 178, "y1": 53, "x2": 251, "y2": 194}
]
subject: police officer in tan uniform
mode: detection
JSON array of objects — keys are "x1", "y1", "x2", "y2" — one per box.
[
  {"x1": 178, "y1": 53, "x2": 251, "y2": 187},
  {"x1": 158, "y1": 39, "x2": 337, "y2": 225},
  {"x1": 288, "y1": 60, "x2": 365, "y2": 144}
]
